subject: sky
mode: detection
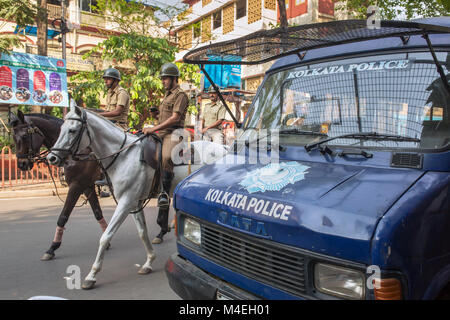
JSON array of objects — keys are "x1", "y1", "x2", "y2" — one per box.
[{"x1": 145, "y1": 0, "x2": 188, "y2": 20}]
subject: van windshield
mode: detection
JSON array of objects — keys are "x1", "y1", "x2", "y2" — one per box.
[{"x1": 243, "y1": 51, "x2": 450, "y2": 150}]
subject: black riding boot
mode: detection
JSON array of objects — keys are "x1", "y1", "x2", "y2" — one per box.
[
  {"x1": 95, "y1": 174, "x2": 110, "y2": 197},
  {"x1": 157, "y1": 171, "x2": 173, "y2": 208},
  {"x1": 95, "y1": 173, "x2": 108, "y2": 186},
  {"x1": 153, "y1": 171, "x2": 173, "y2": 244}
]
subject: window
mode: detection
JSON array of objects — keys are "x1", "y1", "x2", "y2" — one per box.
[
  {"x1": 80, "y1": 0, "x2": 98, "y2": 13},
  {"x1": 48, "y1": 0, "x2": 60, "y2": 5},
  {"x1": 236, "y1": 0, "x2": 246, "y2": 19},
  {"x1": 213, "y1": 10, "x2": 222, "y2": 29},
  {"x1": 193, "y1": 21, "x2": 201, "y2": 39},
  {"x1": 295, "y1": 0, "x2": 305, "y2": 5},
  {"x1": 245, "y1": 51, "x2": 450, "y2": 151}
]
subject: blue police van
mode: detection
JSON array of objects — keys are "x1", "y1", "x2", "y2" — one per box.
[{"x1": 165, "y1": 18, "x2": 450, "y2": 300}]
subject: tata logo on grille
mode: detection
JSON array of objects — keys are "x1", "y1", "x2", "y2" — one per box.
[{"x1": 217, "y1": 211, "x2": 269, "y2": 237}]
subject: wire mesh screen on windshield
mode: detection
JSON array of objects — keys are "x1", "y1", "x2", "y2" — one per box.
[
  {"x1": 247, "y1": 52, "x2": 449, "y2": 150},
  {"x1": 183, "y1": 20, "x2": 450, "y2": 65}
]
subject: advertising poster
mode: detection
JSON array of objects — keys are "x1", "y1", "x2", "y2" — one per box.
[{"x1": 0, "y1": 52, "x2": 68, "y2": 107}]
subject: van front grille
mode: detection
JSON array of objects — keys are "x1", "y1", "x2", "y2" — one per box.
[{"x1": 201, "y1": 223, "x2": 306, "y2": 297}]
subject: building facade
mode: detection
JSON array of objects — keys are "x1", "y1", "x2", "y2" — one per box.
[{"x1": 174, "y1": 0, "x2": 340, "y2": 92}]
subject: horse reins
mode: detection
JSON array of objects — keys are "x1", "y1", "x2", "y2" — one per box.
[
  {"x1": 50, "y1": 110, "x2": 92, "y2": 163},
  {"x1": 50, "y1": 109, "x2": 161, "y2": 208},
  {"x1": 17, "y1": 118, "x2": 93, "y2": 207},
  {"x1": 16, "y1": 123, "x2": 50, "y2": 163}
]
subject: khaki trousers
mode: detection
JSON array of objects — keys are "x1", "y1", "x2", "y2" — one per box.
[{"x1": 156, "y1": 130, "x2": 179, "y2": 173}]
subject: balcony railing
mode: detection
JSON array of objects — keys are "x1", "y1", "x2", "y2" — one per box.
[
  {"x1": 47, "y1": 4, "x2": 106, "y2": 29},
  {"x1": 81, "y1": 11, "x2": 106, "y2": 29},
  {"x1": 47, "y1": 4, "x2": 68, "y2": 20}
]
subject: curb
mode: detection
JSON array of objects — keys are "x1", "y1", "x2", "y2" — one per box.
[{"x1": 0, "y1": 187, "x2": 69, "y2": 199}]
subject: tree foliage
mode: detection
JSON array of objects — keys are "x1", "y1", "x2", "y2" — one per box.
[
  {"x1": 0, "y1": 0, "x2": 39, "y2": 54},
  {"x1": 335, "y1": 0, "x2": 450, "y2": 20},
  {"x1": 70, "y1": 0, "x2": 200, "y2": 130}
]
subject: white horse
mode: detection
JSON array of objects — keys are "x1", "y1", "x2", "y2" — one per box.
[{"x1": 46, "y1": 104, "x2": 227, "y2": 289}]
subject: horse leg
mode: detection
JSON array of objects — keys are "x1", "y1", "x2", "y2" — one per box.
[
  {"x1": 81, "y1": 198, "x2": 131, "y2": 290},
  {"x1": 85, "y1": 186, "x2": 111, "y2": 250},
  {"x1": 41, "y1": 184, "x2": 83, "y2": 261},
  {"x1": 152, "y1": 206, "x2": 170, "y2": 244},
  {"x1": 132, "y1": 208, "x2": 156, "y2": 275}
]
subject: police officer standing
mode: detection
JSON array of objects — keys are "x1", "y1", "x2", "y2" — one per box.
[
  {"x1": 143, "y1": 62, "x2": 189, "y2": 244},
  {"x1": 101, "y1": 67, "x2": 130, "y2": 130},
  {"x1": 201, "y1": 86, "x2": 226, "y2": 144},
  {"x1": 95, "y1": 68, "x2": 131, "y2": 190}
]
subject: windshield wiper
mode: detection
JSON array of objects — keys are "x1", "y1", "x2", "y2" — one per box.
[
  {"x1": 279, "y1": 128, "x2": 328, "y2": 137},
  {"x1": 305, "y1": 131, "x2": 420, "y2": 152}
]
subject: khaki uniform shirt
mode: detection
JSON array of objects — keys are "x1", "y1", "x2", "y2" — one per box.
[
  {"x1": 202, "y1": 101, "x2": 227, "y2": 130},
  {"x1": 105, "y1": 85, "x2": 130, "y2": 129},
  {"x1": 159, "y1": 84, "x2": 189, "y2": 133}
]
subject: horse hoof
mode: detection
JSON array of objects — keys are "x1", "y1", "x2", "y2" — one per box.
[
  {"x1": 138, "y1": 266, "x2": 153, "y2": 275},
  {"x1": 81, "y1": 280, "x2": 96, "y2": 290},
  {"x1": 40, "y1": 253, "x2": 55, "y2": 261},
  {"x1": 152, "y1": 237, "x2": 163, "y2": 244}
]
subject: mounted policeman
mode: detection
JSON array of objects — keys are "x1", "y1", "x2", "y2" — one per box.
[
  {"x1": 143, "y1": 62, "x2": 189, "y2": 244},
  {"x1": 100, "y1": 67, "x2": 130, "y2": 130}
]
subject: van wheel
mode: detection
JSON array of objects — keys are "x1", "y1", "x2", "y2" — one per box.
[{"x1": 436, "y1": 283, "x2": 450, "y2": 300}]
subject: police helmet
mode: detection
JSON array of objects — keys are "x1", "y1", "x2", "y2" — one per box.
[
  {"x1": 103, "y1": 68, "x2": 121, "y2": 81},
  {"x1": 160, "y1": 63, "x2": 180, "y2": 77}
]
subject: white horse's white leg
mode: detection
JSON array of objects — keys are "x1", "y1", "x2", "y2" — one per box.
[
  {"x1": 132, "y1": 210, "x2": 156, "y2": 274},
  {"x1": 81, "y1": 199, "x2": 132, "y2": 290}
]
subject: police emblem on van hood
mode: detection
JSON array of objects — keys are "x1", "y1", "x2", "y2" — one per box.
[{"x1": 239, "y1": 161, "x2": 310, "y2": 193}]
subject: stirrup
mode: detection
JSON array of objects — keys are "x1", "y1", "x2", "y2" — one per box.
[{"x1": 157, "y1": 192, "x2": 170, "y2": 208}]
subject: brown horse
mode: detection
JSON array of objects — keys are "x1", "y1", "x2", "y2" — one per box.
[{"x1": 9, "y1": 110, "x2": 109, "y2": 261}]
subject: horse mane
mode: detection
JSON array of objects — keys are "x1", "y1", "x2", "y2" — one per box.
[{"x1": 25, "y1": 113, "x2": 64, "y2": 126}]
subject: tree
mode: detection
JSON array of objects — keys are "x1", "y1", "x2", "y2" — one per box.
[
  {"x1": 70, "y1": 0, "x2": 201, "y2": 129},
  {"x1": 277, "y1": 0, "x2": 288, "y2": 28},
  {"x1": 36, "y1": 0, "x2": 48, "y2": 56},
  {"x1": 0, "y1": 0, "x2": 38, "y2": 54},
  {"x1": 335, "y1": 0, "x2": 450, "y2": 20}
]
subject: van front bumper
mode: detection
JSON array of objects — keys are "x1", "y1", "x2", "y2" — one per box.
[{"x1": 165, "y1": 253, "x2": 260, "y2": 300}]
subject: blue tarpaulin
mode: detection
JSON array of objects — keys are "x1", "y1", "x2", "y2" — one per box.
[
  {"x1": 203, "y1": 55, "x2": 241, "y2": 91},
  {"x1": 14, "y1": 25, "x2": 61, "y2": 39}
]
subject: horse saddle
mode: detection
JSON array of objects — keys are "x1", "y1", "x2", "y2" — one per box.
[
  {"x1": 139, "y1": 135, "x2": 160, "y2": 170},
  {"x1": 139, "y1": 135, "x2": 163, "y2": 199}
]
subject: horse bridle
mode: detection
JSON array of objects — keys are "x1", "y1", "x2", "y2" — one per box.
[
  {"x1": 16, "y1": 122, "x2": 49, "y2": 163},
  {"x1": 51, "y1": 109, "x2": 92, "y2": 161}
]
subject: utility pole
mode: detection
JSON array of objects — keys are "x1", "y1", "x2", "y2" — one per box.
[
  {"x1": 61, "y1": 0, "x2": 67, "y2": 61},
  {"x1": 59, "y1": 0, "x2": 69, "y2": 116}
]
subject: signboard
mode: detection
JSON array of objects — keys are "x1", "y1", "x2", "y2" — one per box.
[
  {"x1": 203, "y1": 55, "x2": 242, "y2": 90},
  {"x1": 0, "y1": 52, "x2": 68, "y2": 107}
]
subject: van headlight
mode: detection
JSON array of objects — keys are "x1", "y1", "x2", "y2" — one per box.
[
  {"x1": 314, "y1": 263, "x2": 365, "y2": 300},
  {"x1": 183, "y1": 218, "x2": 201, "y2": 245}
]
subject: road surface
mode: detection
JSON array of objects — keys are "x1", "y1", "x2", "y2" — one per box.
[{"x1": 0, "y1": 195, "x2": 180, "y2": 300}]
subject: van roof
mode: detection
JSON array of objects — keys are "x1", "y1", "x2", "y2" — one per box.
[{"x1": 268, "y1": 17, "x2": 450, "y2": 73}]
